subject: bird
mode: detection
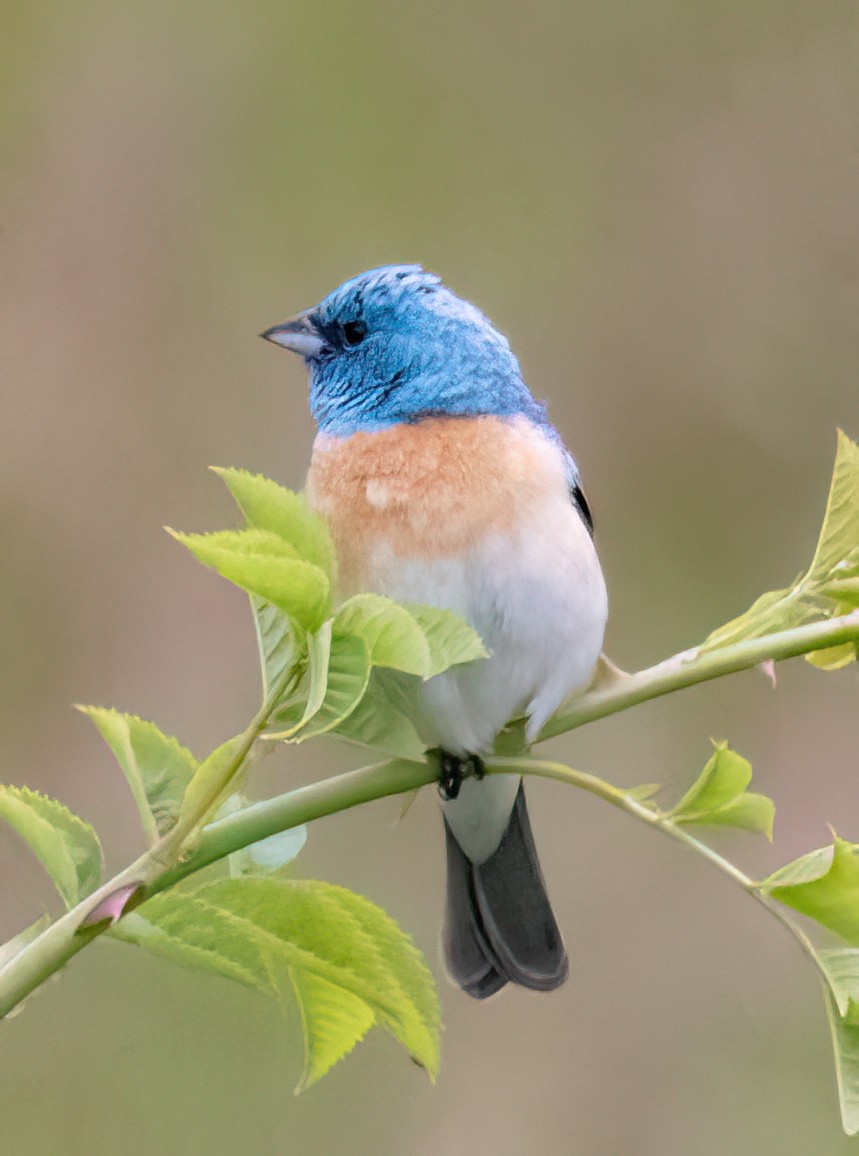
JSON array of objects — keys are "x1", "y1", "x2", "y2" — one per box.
[{"x1": 262, "y1": 265, "x2": 607, "y2": 998}]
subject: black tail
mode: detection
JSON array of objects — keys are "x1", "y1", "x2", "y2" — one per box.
[{"x1": 442, "y1": 781, "x2": 569, "y2": 999}]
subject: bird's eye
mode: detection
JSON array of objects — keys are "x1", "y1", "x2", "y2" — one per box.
[{"x1": 341, "y1": 319, "x2": 368, "y2": 346}]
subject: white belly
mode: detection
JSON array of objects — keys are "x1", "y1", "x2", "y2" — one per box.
[{"x1": 361, "y1": 491, "x2": 608, "y2": 755}]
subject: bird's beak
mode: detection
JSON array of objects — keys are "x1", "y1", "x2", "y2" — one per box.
[{"x1": 260, "y1": 310, "x2": 326, "y2": 358}]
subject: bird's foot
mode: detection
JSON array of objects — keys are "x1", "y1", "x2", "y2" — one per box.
[{"x1": 438, "y1": 752, "x2": 486, "y2": 801}]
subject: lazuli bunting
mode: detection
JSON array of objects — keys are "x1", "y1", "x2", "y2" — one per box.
[{"x1": 263, "y1": 266, "x2": 607, "y2": 998}]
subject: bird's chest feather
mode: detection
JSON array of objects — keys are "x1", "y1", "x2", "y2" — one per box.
[
  {"x1": 307, "y1": 413, "x2": 607, "y2": 753},
  {"x1": 306, "y1": 414, "x2": 569, "y2": 596}
]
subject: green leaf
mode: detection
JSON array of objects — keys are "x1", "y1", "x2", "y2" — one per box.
[
  {"x1": 117, "y1": 878, "x2": 440, "y2": 1089},
  {"x1": 667, "y1": 742, "x2": 774, "y2": 839},
  {"x1": 825, "y1": 990, "x2": 859, "y2": 1136},
  {"x1": 324, "y1": 884, "x2": 440, "y2": 1052},
  {"x1": 819, "y1": 948, "x2": 859, "y2": 1019},
  {"x1": 240, "y1": 827, "x2": 308, "y2": 873},
  {"x1": 670, "y1": 742, "x2": 752, "y2": 814},
  {"x1": 206, "y1": 471, "x2": 327, "y2": 701},
  {"x1": 401, "y1": 603, "x2": 488, "y2": 676},
  {"x1": 286, "y1": 968, "x2": 375, "y2": 1090},
  {"x1": 693, "y1": 792, "x2": 775, "y2": 836},
  {"x1": 806, "y1": 555, "x2": 859, "y2": 669},
  {"x1": 169, "y1": 528, "x2": 330, "y2": 631},
  {"x1": 817, "y1": 949, "x2": 859, "y2": 1134},
  {"x1": 701, "y1": 584, "x2": 821, "y2": 652},
  {"x1": 493, "y1": 718, "x2": 529, "y2": 757},
  {"x1": 0, "y1": 915, "x2": 51, "y2": 972},
  {"x1": 831, "y1": 552, "x2": 859, "y2": 580},
  {"x1": 808, "y1": 430, "x2": 859, "y2": 581},
  {"x1": 0, "y1": 914, "x2": 53, "y2": 1020},
  {"x1": 335, "y1": 594, "x2": 433, "y2": 677},
  {"x1": 217, "y1": 795, "x2": 308, "y2": 877},
  {"x1": 765, "y1": 837, "x2": 859, "y2": 942},
  {"x1": 0, "y1": 787, "x2": 102, "y2": 907},
  {"x1": 111, "y1": 908, "x2": 260, "y2": 988},
  {"x1": 806, "y1": 641, "x2": 858, "y2": 671},
  {"x1": 702, "y1": 430, "x2": 859, "y2": 652},
  {"x1": 175, "y1": 732, "x2": 252, "y2": 832},
  {"x1": 212, "y1": 468, "x2": 334, "y2": 577},
  {"x1": 252, "y1": 598, "x2": 302, "y2": 701},
  {"x1": 327, "y1": 670, "x2": 427, "y2": 761},
  {"x1": 270, "y1": 623, "x2": 333, "y2": 738},
  {"x1": 821, "y1": 571, "x2": 859, "y2": 609},
  {"x1": 269, "y1": 633, "x2": 371, "y2": 742},
  {"x1": 76, "y1": 708, "x2": 197, "y2": 840},
  {"x1": 626, "y1": 783, "x2": 661, "y2": 802},
  {"x1": 762, "y1": 844, "x2": 834, "y2": 888}
]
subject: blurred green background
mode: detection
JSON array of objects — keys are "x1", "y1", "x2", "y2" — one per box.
[{"x1": 1, "y1": 2, "x2": 857, "y2": 1152}]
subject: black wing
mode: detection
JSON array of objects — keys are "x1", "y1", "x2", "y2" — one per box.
[{"x1": 569, "y1": 480, "x2": 594, "y2": 537}]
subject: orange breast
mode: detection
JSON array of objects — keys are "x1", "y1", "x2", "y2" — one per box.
[{"x1": 306, "y1": 415, "x2": 567, "y2": 591}]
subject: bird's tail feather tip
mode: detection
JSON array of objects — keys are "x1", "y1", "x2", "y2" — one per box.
[{"x1": 442, "y1": 781, "x2": 568, "y2": 999}]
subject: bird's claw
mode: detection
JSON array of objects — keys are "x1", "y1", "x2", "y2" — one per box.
[{"x1": 438, "y1": 752, "x2": 485, "y2": 801}]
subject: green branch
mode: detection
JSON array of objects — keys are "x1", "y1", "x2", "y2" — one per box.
[
  {"x1": 539, "y1": 608, "x2": 859, "y2": 740},
  {"x1": 1, "y1": 608, "x2": 856, "y2": 1021},
  {"x1": 156, "y1": 757, "x2": 439, "y2": 893}
]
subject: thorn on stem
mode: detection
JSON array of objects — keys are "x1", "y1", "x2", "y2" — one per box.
[
  {"x1": 758, "y1": 660, "x2": 778, "y2": 688},
  {"x1": 77, "y1": 882, "x2": 144, "y2": 931}
]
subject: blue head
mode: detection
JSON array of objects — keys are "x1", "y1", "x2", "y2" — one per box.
[{"x1": 262, "y1": 265, "x2": 549, "y2": 436}]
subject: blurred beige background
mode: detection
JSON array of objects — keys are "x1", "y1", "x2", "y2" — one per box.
[{"x1": 1, "y1": 3, "x2": 857, "y2": 1153}]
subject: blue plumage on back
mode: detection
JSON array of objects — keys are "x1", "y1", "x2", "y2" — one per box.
[{"x1": 301, "y1": 264, "x2": 550, "y2": 436}]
